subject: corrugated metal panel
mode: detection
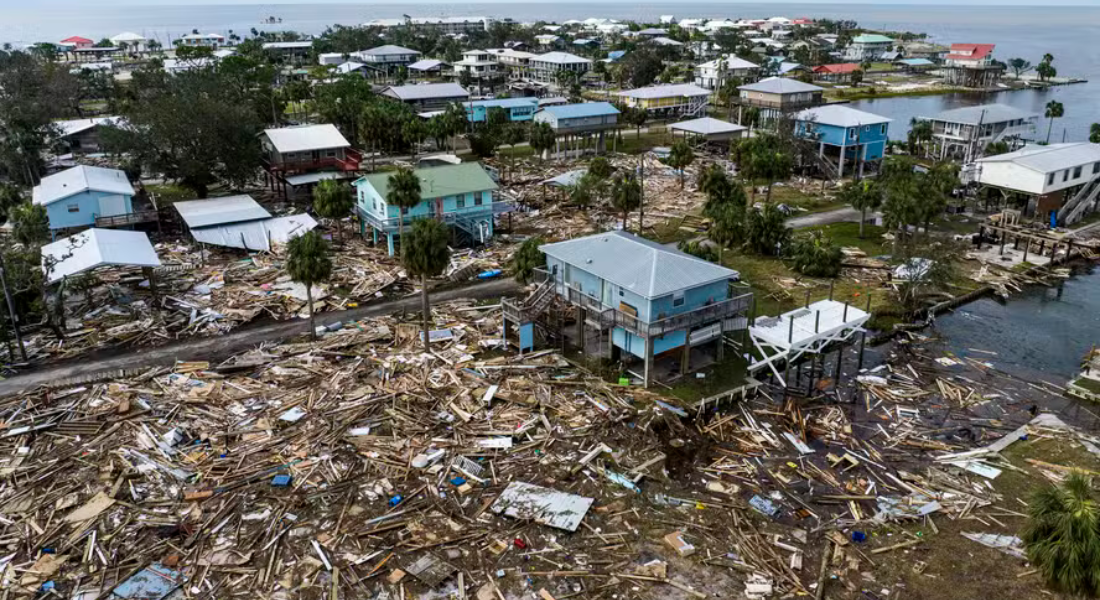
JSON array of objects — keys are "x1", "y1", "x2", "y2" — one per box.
[
  {"x1": 175, "y1": 195, "x2": 271, "y2": 229},
  {"x1": 263, "y1": 124, "x2": 351, "y2": 154},
  {"x1": 42, "y1": 228, "x2": 160, "y2": 284},
  {"x1": 491, "y1": 481, "x2": 593, "y2": 532},
  {"x1": 191, "y1": 214, "x2": 317, "y2": 251},
  {"x1": 540, "y1": 102, "x2": 619, "y2": 120},
  {"x1": 539, "y1": 231, "x2": 739, "y2": 299}
]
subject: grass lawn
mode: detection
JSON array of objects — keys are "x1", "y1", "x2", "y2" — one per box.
[
  {"x1": 764, "y1": 185, "x2": 846, "y2": 214},
  {"x1": 145, "y1": 183, "x2": 196, "y2": 204},
  {"x1": 666, "y1": 353, "x2": 750, "y2": 404}
]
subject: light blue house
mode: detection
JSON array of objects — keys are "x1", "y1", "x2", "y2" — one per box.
[
  {"x1": 503, "y1": 231, "x2": 750, "y2": 386},
  {"x1": 465, "y1": 98, "x2": 540, "y2": 124},
  {"x1": 794, "y1": 105, "x2": 892, "y2": 178},
  {"x1": 354, "y1": 162, "x2": 503, "y2": 256},
  {"x1": 32, "y1": 165, "x2": 137, "y2": 233}
]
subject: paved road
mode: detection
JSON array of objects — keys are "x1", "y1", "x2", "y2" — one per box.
[{"x1": 0, "y1": 278, "x2": 522, "y2": 398}]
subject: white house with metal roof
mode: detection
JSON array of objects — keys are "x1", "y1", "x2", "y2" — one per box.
[
  {"x1": 528, "y1": 51, "x2": 591, "y2": 84},
  {"x1": 973, "y1": 143, "x2": 1100, "y2": 223},
  {"x1": 694, "y1": 56, "x2": 760, "y2": 90},
  {"x1": 921, "y1": 103, "x2": 1039, "y2": 162},
  {"x1": 669, "y1": 117, "x2": 748, "y2": 143},
  {"x1": 512, "y1": 231, "x2": 750, "y2": 386},
  {"x1": 33, "y1": 165, "x2": 137, "y2": 232},
  {"x1": 355, "y1": 45, "x2": 421, "y2": 68}
]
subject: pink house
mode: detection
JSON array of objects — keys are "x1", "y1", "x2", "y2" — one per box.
[{"x1": 61, "y1": 36, "x2": 94, "y2": 49}]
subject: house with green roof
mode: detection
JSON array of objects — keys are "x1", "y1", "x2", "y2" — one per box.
[
  {"x1": 353, "y1": 162, "x2": 504, "y2": 255},
  {"x1": 845, "y1": 34, "x2": 895, "y2": 62}
]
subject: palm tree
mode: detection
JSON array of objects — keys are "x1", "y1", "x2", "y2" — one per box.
[
  {"x1": 610, "y1": 173, "x2": 642, "y2": 231},
  {"x1": 286, "y1": 231, "x2": 333, "y2": 341},
  {"x1": 312, "y1": 179, "x2": 355, "y2": 244},
  {"x1": 502, "y1": 125, "x2": 526, "y2": 181},
  {"x1": 513, "y1": 237, "x2": 545, "y2": 284},
  {"x1": 789, "y1": 230, "x2": 843, "y2": 277},
  {"x1": 708, "y1": 200, "x2": 745, "y2": 264},
  {"x1": 839, "y1": 179, "x2": 881, "y2": 239},
  {"x1": 908, "y1": 118, "x2": 933, "y2": 157},
  {"x1": 529, "y1": 122, "x2": 555, "y2": 160},
  {"x1": 403, "y1": 218, "x2": 452, "y2": 353},
  {"x1": 1045, "y1": 100, "x2": 1065, "y2": 144},
  {"x1": 1022, "y1": 473, "x2": 1100, "y2": 596},
  {"x1": 667, "y1": 140, "x2": 694, "y2": 189},
  {"x1": 386, "y1": 168, "x2": 422, "y2": 255},
  {"x1": 1090, "y1": 123, "x2": 1100, "y2": 144}
]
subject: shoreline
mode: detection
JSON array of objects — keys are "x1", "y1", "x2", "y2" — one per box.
[{"x1": 829, "y1": 77, "x2": 1088, "y2": 103}]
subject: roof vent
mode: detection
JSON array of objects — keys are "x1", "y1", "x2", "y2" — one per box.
[{"x1": 586, "y1": 258, "x2": 592, "y2": 264}]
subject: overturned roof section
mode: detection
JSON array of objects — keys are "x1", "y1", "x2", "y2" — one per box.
[
  {"x1": 263, "y1": 124, "x2": 351, "y2": 154},
  {"x1": 175, "y1": 195, "x2": 271, "y2": 229},
  {"x1": 42, "y1": 228, "x2": 160, "y2": 284},
  {"x1": 540, "y1": 231, "x2": 739, "y2": 299},
  {"x1": 191, "y1": 214, "x2": 318, "y2": 252},
  {"x1": 33, "y1": 165, "x2": 134, "y2": 207}
]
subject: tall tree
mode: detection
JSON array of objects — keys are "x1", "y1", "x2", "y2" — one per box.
[
  {"x1": 403, "y1": 218, "x2": 451, "y2": 353},
  {"x1": 529, "y1": 122, "x2": 556, "y2": 160},
  {"x1": 286, "y1": 231, "x2": 333, "y2": 341},
  {"x1": 316, "y1": 75, "x2": 375, "y2": 143},
  {"x1": 386, "y1": 168, "x2": 422, "y2": 254},
  {"x1": 1045, "y1": 100, "x2": 1065, "y2": 144},
  {"x1": 666, "y1": 140, "x2": 694, "y2": 189},
  {"x1": 1091, "y1": 123, "x2": 1100, "y2": 144},
  {"x1": 10, "y1": 203, "x2": 48, "y2": 247},
  {"x1": 104, "y1": 65, "x2": 262, "y2": 197},
  {"x1": 1036, "y1": 54, "x2": 1056, "y2": 82},
  {"x1": 745, "y1": 203, "x2": 790, "y2": 256},
  {"x1": 610, "y1": 173, "x2": 642, "y2": 231},
  {"x1": 312, "y1": 179, "x2": 355, "y2": 244},
  {"x1": 502, "y1": 125, "x2": 526, "y2": 181},
  {"x1": 839, "y1": 179, "x2": 881, "y2": 239},
  {"x1": 708, "y1": 200, "x2": 745, "y2": 264},
  {"x1": 1008, "y1": 57, "x2": 1032, "y2": 78}
]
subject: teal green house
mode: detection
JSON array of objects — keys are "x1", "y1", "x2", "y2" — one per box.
[{"x1": 354, "y1": 163, "x2": 504, "y2": 255}]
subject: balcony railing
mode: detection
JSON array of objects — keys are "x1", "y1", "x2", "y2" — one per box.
[
  {"x1": 95, "y1": 210, "x2": 160, "y2": 228},
  {"x1": 359, "y1": 200, "x2": 515, "y2": 234},
  {"x1": 563, "y1": 285, "x2": 752, "y2": 338},
  {"x1": 737, "y1": 97, "x2": 823, "y2": 111}
]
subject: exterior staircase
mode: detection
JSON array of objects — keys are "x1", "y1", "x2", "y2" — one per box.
[
  {"x1": 1057, "y1": 175, "x2": 1100, "y2": 227},
  {"x1": 503, "y1": 277, "x2": 555, "y2": 325}
]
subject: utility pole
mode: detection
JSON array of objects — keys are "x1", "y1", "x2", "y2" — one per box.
[
  {"x1": 0, "y1": 253, "x2": 27, "y2": 362},
  {"x1": 638, "y1": 152, "x2": 645, "y2": 234}
]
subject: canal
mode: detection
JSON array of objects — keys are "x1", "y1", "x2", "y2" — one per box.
[{"x1": 931, "y1": 264, "x2": 1100, "y2": 384}]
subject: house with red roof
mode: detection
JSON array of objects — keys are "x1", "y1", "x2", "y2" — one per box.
[
  {"x1": 812, "y1": 63, "x2": 861, "y2": 83},
  {"x1": 61, "y1": 36, "x2": 93, "y2": 49},
  {"x1": 943, "y1": 43, "x2": 1002, "y2": 87},
  {"x1": 945, "y1": 43, "x2": 996, "y2": 68}
]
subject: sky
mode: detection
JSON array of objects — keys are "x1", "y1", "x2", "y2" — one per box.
[{"x1": 18, "y1": 0, "x2": 1100, "y2": 5}]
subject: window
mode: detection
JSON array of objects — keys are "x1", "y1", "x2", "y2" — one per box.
[
  {"x1": 880, "y1": 124, "x2": 887, "y2": 135},
  {"x1": 401, "y1": 206, "x2": 409, "y2": 214},
  {"x1": 326, "y1": 150, "x2": 336, "y2": 157},
  {"x1": 457, "y1": 198, "x2": 466, "y2": 208},
  {"x1": 475, "y1": 194, "x2": 484, "y2": 206},
  {"x1": 672, "y1": 292, "x2": 685, "y2": 307},
  {"x1": 1048, "y1": 172, "x2": 1056, "y2": 186},
  {"x1": 67, "y1": 204, "x2": 79, "y2": 213},
  {"x1": 848, "y1": 128, "x2": 857, "y2": 139},
  {"x1": 1074, "y1": 166, "x2": 1083, "y2": 179},
  {"x1": 1063, "y1": 169, "x2": 1070, "y2": 182},
  {"x1": 619, "y1": 289, "x2": 624, "y2": 297},
  {"x1": 1094, "y1": 162, "x2": 1100, "y2": 174}
]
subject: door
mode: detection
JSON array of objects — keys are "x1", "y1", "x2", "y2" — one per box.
[{"x1": 98, "y1": 195, "x2": 127, "y2": 217}]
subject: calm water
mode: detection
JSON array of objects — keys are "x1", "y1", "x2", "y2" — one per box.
[{"x1": 934, "y1": 266, "x2": 1100, "y2": 382}]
